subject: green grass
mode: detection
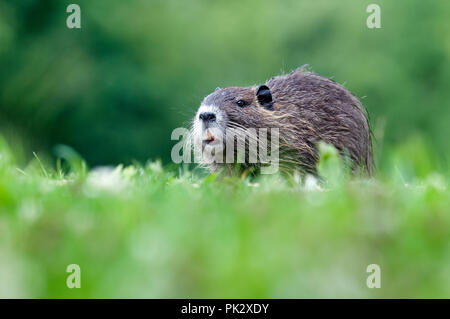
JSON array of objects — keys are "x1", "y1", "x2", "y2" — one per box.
[{"x1": 0, "y1": 137, "x2": 449, "y2": 298}]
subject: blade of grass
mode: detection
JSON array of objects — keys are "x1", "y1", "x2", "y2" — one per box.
[{"x1": 33, "y1": 151, "x2": 49, "y2": 178}]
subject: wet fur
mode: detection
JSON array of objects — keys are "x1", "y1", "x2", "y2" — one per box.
[{"x1": 194, "y1": 66, "x2": 373, "y2": 176}]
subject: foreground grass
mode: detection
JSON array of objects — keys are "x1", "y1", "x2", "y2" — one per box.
[{"x1": 0, "y1": 139, "x2": 449, "y2": 298}]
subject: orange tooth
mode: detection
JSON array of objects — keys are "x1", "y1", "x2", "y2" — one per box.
[{"x1": 207, "y1": 130, "x2": 215, "y2": 141}]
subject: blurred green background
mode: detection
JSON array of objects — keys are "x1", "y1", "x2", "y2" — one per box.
[
  {"x1": 0, "y1": 0, "x2": 449, "y2": 167},
  {"x1": 0, "y1": 0, "x2": 450, "y2": 299}
]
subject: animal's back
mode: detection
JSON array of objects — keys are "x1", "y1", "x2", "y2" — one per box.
[{"x1": 266, "y1": 68, "x2": 373, "y2": 174}]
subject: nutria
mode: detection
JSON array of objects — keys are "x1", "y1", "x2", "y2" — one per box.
[{"x1": 191, "y1": 66, "x2": 373, "y2": 176}]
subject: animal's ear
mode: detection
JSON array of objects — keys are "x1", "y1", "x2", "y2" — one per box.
[{"x1": 256, "y1": 85, "x2": 273, "y2": 110}]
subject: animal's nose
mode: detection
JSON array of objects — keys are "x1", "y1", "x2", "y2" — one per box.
[{"x1": 199, "y1": 112, "x2": 216, "y2": 122}]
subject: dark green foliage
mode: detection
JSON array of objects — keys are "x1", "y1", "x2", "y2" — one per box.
[{"x1": 0, "y1": 0, "x2": 449, "y2": 169}]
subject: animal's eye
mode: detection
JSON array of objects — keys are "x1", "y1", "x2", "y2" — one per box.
[{"x1": 236, "y1": 100, "x2": 246, "y2": 107}]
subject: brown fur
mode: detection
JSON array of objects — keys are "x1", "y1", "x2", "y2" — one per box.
[{"x1": 199, "y1": 66, "x2": 373, "y2": 175}]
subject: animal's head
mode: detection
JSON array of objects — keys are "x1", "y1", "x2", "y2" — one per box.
[{"x1": 192, "y1": 85, "x2": 275, "y2": 158}]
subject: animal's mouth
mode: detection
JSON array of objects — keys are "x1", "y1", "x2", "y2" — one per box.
[
  {"x1": 205, "y1": 129, "x2": 215, "y2": 143},
  {"x1": 202, "y1": 129, "x2": 221, "y2": 147},
  {"x1": 192, "y1": 104, "x2": 227, "y2": 153}
]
